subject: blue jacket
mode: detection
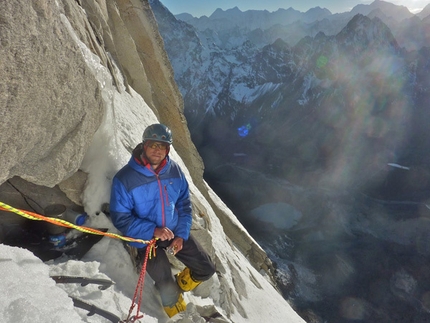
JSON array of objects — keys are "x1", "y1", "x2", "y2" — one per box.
[{"x1": 109, "y1": 148, "x2": 192, "y2": 248}]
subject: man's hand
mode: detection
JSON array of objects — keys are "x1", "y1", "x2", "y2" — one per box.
[
  {"x1": 168, "y1": 237, "x2": 184, "y2": 255},
  {"x1": 153, "y1": 227, "x2": 174, "y2": 241}
]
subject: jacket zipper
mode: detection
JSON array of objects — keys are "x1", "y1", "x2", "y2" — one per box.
[
  {"x1": 156, "y1": 175, "x2": 166, "y2": 227},
  {"x1": 164, "y1": 185, "x2": 169, "y2": 206}
]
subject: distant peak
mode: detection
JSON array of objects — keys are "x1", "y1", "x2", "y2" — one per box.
[
  {"x1": 212, "y1": 6, "x2": 242, "y2": 13},
  {"x1": 305, "y1": 6, "x2": 332, "y2": 15},
  {"x1": 210, "y1": 6, "x2": 243, "y2": 19}
]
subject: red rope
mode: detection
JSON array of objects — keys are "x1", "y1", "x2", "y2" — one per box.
[{"x1": 122, "y1": 239, "x2": 157, "y2": 322}]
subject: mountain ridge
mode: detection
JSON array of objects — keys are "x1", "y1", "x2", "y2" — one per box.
[{"x1": 174, "y1": 0, "x2": 429, "y2": 50}]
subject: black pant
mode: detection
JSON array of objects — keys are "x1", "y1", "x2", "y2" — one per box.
[{"x1": 140, "y1": 235, "x2": 215, "y2": 306}]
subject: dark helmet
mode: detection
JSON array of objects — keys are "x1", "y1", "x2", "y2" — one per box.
[{"x1": 142, "y1": 123, "x2": 173, "y2": 144}]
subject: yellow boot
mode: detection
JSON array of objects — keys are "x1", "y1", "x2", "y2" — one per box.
[
  {"x1": 163, "y1": 293, "x2": 187, "y2": 318},
  {"x1": 176, "y1": 267, "x2": 201, "y2": 292}
]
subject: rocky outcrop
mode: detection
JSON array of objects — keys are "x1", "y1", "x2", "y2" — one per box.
[
  {"x1": 0, "y1": 1, "x2": 103, "y2": 187},
  {"x1": 0, "y1": 0, "x2": 275, "y2": 287}
]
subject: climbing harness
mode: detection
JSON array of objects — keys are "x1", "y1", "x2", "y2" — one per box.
[{"x1": 0, "y1": 201, "x2": 157, "y2": 321}]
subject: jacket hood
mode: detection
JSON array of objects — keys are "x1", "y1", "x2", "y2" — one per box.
[{"x1": 132, "y1": 143, "x2": 145, "y2": 161}]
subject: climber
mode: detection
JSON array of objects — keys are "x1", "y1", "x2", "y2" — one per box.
[{"x1": 109, "y1": 123, "x2": 216, "y2": 318}]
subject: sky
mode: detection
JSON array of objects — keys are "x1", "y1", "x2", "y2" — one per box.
[
  {"x1": 0, "y1": 15, "x2": 306, "y2": 323},
  {"x1": 160, "y1": 0, "x2": 429, "y2": 17}
]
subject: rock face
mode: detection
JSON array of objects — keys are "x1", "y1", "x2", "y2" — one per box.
[
  {"x1": 0, "y1": 1, "x2": 104, "y2": 187},
  {"x1": 0, "y1": 0, "x2": 200, "y2": 187},
  {"x1": 0, "y1": 0, "x2": 275, "y2": 301}
]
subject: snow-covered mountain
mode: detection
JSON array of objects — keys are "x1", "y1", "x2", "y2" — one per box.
[
  {"x1": 172, "y1": 0, "x2": 428, "y2": 51},
  {"x1": 151, "y1": 1, "x2": 430, "y2": 322},
  {"x1": 152, "y1": 0, "x2": 430, "y2": 193}
]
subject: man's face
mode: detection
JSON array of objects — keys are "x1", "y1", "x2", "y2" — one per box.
[{"x1": 145, "y1": 140, "x2": 169, "y2": 167}]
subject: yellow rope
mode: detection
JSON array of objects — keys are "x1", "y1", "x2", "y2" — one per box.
[{"x1": 0, "y1": 201, "x2": 153, "y2": 245}]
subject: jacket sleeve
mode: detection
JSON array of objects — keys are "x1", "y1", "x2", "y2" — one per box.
[
  {"x1": 109, "y1": 177, "x2": 156, "y2": 247},
  {"x1": 173, "y1": 170, "x2": 192, "y2": 240}
]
